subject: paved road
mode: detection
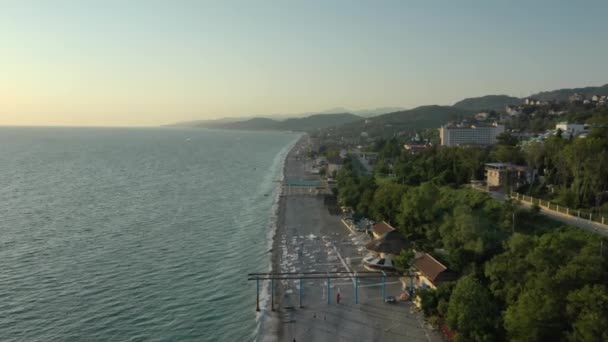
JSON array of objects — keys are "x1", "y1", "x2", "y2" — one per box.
[{"x1": 487, "y1": 191, "x2": 608, "y2": 237}]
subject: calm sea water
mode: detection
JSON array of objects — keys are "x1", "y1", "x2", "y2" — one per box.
[{"x1": 0, "y1": 127, "x2": 298, "y2": 341}]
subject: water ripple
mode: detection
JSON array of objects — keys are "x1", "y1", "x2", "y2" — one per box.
[{"x1": 0, "y1": 127, "x2": 298, "y2": 341}]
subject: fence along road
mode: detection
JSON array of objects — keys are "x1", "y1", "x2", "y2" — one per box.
[{"x1": 483, "y1": 190, "x2": 608, "y2": 237}]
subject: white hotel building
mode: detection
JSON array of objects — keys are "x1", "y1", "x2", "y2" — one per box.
[{"x1": 439, "y1": 122, "x2": 505, "y2": 146}]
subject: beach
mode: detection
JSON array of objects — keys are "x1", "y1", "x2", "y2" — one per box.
[{"x1": 261, "y1": 135, "x2": 441, "y2": 342}]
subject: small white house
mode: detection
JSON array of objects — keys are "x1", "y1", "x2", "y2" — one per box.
[{"x1": 555, "y1": 122, "x2": 588, "y2": 138}]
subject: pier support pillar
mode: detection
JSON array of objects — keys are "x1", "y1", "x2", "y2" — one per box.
[
  {"x1": 271, "y1": 278, "x2": 275, "y2": 311},
  {"x1": 256, "y1": 277, "x2": 260, "y2": 312},
  {"x1": 327, "y1": 276, "x2": 331, "y2": 304},
  {"x1": 382, "y1": 272, "x2": 386, "y2": 302},
  {"x1": 299, "y1": 278, "x2": 303, "y2": 308},
  {"x1": 354, "y1": 273, "x2": 358, "y2": 304}
]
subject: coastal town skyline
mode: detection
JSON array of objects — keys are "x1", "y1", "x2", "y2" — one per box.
[{"x1": 3, "y1": 0, "x2": 608, "y2": 126}]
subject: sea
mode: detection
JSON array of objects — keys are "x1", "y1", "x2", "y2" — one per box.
[{"x1": 0, "y1": 127, "x2": 299, "y2": 341}]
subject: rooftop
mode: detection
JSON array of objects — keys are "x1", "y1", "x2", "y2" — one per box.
[
  {"x1": 372, "y1": 221, "x2": 395, "y2": 236},
  {"x1": 413, "y1": 253, "x2": 455, "y2": 284},
  {"x1": 365, "y1": 230, "x2": 408, "y2": 255}
]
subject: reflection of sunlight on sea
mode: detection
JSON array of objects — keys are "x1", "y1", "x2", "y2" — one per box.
[{"x1": 0, "y1": 127, "x2": 299, "y2": 342}]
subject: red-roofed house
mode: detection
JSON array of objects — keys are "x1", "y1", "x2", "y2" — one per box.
[
  {"x1": 412, "y1": 253, "x2": 456, "y2": 289},
  {"x1": 402, "y1": 252, "x2": 456, "y2": 291},
  {"x1": 371, "y1": 221, "x2": 395, "y2": 239}
]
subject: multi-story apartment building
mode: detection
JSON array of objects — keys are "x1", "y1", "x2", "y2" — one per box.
[{"x1": 439, "y1": 122, "x2": 505, "y2": 146}]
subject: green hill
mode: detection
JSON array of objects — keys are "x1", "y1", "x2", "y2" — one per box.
[
  {"x1": 207, "y1": 117, "x2": 278, "y2": 130},
  {"x1": 330, "y1": 105, "x2": 472, "y2": 138},
  {"x1": 453, "y1": 95, "x2": 523, "y2": 112},
  {"x1": 276, "y1": 113, "x2": 361, "y2": 131},
  {"x1": 530, "y1": 83, "x2": 608, "y2": 102},
  {"x1": 196, "y1": 113, "x2": 361, "y2": 132}
]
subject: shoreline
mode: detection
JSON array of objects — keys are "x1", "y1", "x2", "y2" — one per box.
[
  {"x1": 260, "y1": 134, "x2": 440, "y2": 342},
  {"x1": 268, "y1": 134, "x2": 306, "y2": 340},
  {"x1": 256, "y1": 133, "x2": 305, "y2": 342}
]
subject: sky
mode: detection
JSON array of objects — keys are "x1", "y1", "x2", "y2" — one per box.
[{"x1": 2, "y1": 0, "x2": 608, "y2": 126}]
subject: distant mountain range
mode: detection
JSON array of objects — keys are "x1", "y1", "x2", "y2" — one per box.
[
  {"x1": 328, "y1": 105, "x2": 471, "y2": 138},
  {"x1": 320, "y1": 107, "x2": 407, "y2": 117},
  {"x1": 453, "y1": 84, "x2": 608, "y2": 111},
  {"x1": 529, "y1": 83, "x2": 608, "y2": 102},
  {"x1": 453, "y1": 95, "x2": 523, "y2": 112},
  {"x1": 189, "y1": 113, "x2": 362, "y2": 132},
  {"x1": 169, "y1": 83, "x2": 606, "y2": 135}
]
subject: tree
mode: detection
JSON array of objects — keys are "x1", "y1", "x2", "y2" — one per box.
[
  {"x1": 439, "y1": 205, "x2": 503, "y2": 271},
  {"x1": 564, "y1": 137, "x2": 608, "y2": 207},
  {"x1": 523, "y1": 140, "x2": 545, "y2": 175},
  {"x1": 485, "y1": 233, "x2": 535, "y2": 305},
  {"x1": 491, "y1": 145, "x2": 524, "y2": 164},
  {"x1": 496, "y1": 132, "x2": 519, "y2": 146},
  {"x1": 566, "y1": 285, "x2": 608, "y2": 341},
  {"x1": 369, "y1": 182, "x2": 407, "y2": 223},
  {"x1": 497, "y1": 230, "x2": 608, "y2": 341},
  {"x1": 504, "y1": 274, "x2": 565, "y2": 342},
  {"x1": 447, "y1": 275, "x2": 501, "y2": 342},
  {"x1": 397, "y1": 182, "x2": 440, "y2": 243},
  {"x1": 393, "y1": 249, "x2": 415, "y2": 273}
]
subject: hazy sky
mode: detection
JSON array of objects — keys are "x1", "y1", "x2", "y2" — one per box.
[{"x1": 2, "y1": 0, "x2": 608, "y2": 126}]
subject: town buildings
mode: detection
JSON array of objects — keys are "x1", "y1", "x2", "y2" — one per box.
[
  {"x1": 555, "y1": 122, "x2": 589, "y2": 138},
  {"x1": 401, "y1": 252, "x2": 456, "y2": 291},
  {"x1": 485, "y1": 163, "x2": 533, "y2": 190},
  {"x1": 371, "y1": 221, "x2": 395, "y2": 239},
  {"x1": 439, "y1": 122, "x2": 505, "y2": 146},
  {"x1": 403, "y1": 144, "x2": 431, "y2": 155},
  {"x1": 326, "y1": 156, "x2": 344, "y2": 175}
]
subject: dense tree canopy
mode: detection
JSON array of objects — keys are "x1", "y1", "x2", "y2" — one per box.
[
  {"x1": 447, "y1": 275, "x2": 501, "y2": 342},
  {"x1": 331, "y1": 108, "x2": 608, "y2": 340}
]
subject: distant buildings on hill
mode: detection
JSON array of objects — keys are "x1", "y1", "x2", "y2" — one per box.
[
  {"x1": 522, "y1": 122, "x2": 590, "y2": 143},
  {"x1": 485, "y1": 162, "x2": 533, "y2": 190},
  {"x1": 555, "y1": 122, "x2": 589, "y2": 138},
  {"x1": 568, "y1": 93, "x2": 607, "y2": 105},
  {"x1": 439, "y1": 122, "x2": 505, "y2": 146},
  {"x1": 403, "y1": 144, "x2": 431, "y2": 154}
]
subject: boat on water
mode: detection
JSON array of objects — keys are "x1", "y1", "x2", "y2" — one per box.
[{"x1": 363, "y1": 255, "x2": 396, "y2": 271}]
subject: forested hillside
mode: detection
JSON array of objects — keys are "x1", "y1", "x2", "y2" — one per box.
[{"x1": 453, "y1": 95, "x2": 522, "y2": 112}]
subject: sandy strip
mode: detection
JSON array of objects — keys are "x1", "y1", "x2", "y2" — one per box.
[{"x1": 260, "y1": 135, "x2": 441, "y2": 342}]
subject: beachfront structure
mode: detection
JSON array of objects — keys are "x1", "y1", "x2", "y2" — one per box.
[
  {"x1": 555, "y1": 122, "x2": 588, "y2": 138},
  {"x1": 439, "y1": 122, "x2": 505, "y2": 146},
  {"x1": 365, "y1": 230, "x2": 408, "y2": 270},
  {"x1": 401, "y1": 252, "x2": 456, "y2": 291},
  {"x1": 485, "y1": 163, "x2": 533, "y2": 190},
  {"x1": 371, "y1": 221, "x2": 395, "y2": 239}
]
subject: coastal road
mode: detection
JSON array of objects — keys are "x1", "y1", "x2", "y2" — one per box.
[{"x1": 487, "y1": 191, "x2": 608, "y2": 237}]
